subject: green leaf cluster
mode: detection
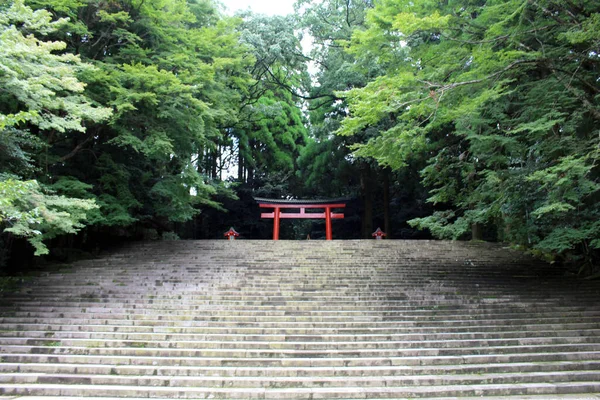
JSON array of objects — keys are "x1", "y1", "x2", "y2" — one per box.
[{"x1": 0, "y1": 178, "x2": 97, "y2": 255}]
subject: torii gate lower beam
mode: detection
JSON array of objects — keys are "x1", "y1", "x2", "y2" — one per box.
[{"x1": 257, "y1": 201, "x2": 346, "y2": 240}]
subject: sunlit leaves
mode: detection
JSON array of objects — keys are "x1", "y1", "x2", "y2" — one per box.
[
  {"x1": 0, "y1": 179, "x2": 98, "y2": 255},
  {"x1": 0, "y1": 1, "x2": 111, "y2": 133}
]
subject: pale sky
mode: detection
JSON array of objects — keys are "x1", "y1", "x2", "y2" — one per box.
[{"x1": 220, "y1": 0, "x2": 296, "y2": 16}]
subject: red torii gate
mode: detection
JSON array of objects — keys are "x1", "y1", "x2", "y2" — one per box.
[{"x1": 255, "y1": 198, "x2": 347, "y2": 240}]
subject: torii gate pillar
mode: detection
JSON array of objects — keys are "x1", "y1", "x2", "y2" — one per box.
[{"x1": 273, "y1": 206, "x2": 281, "y2": 240}]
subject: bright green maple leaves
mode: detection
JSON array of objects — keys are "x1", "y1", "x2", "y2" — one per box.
[
  {"x1": 0, "y1": 179, "x2": 98, "y2": 255},
  {"x1": 0, "y1": 1, "x2": 110, "y2": 254},
  {"x1": 0, "y1": 1, "x2": 111, "y2": 132}
]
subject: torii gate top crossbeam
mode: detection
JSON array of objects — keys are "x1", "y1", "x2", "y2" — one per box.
[{"x1": 255, "y1": 198, "x2": 348, "y2": 240}]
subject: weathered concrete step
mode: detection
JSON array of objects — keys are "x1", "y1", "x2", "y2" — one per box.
[
  {"x1": 4, "y1": 350, "x2": 600, "y2": 367},
  {"x1": 34, "y1": 276, "x2": 566, "y2": 286},
  {"x1": 12, "y1": 264, "x2": 563, "y2": 273},
  {"x1": 6, "y1": 309, "x2": 594, "y2": 321},
  {"x1": 24, "y1": 263, "x2": 553, "y2": 269},
  {"x1": 12, "y1": 273, "x2": 579, "y2": 282},
  {"x1": 1, "y1": 336, "x2": 598, "y2": 350},
  {"x1": 3, "y1": 316, "x2": 599, "y2": 329},
  {"x1": 2, "y1": 360, "x2": 599, "y2": 377},
  {"x1": 28, "y1": 295, "x2": 587, "y2": 306},
  {"x1": 72, "y1": 253, "x2": 545, "y2": 262},
  {"x1": 25, "y1": 256, "x2": 547, "y2": 263},
  {"x1": 76, "y1": 248, "x2": 526, "y2": 256},
  {"x1": 5, "y1": 306, "x2": 596, "y2": 320},
  {"x1": 4, "y1": 321, "x2": 599, "y2": 335},
  {"x1": 13, "y1": 296, "x2": 587, "y2": 307},
  {"x1": 39, "y1": 256, "x2": 481, "y2": 262},
  {"x1": 5, "y1": 328, "x2": 599, "y2": 342},
  {"x1": 6, "y1": 298, "x2": 588, "y2": 310},
  {"x1": 2, "y1": 370, "x2": 600, "y2": 387},
  {"x1": 3, "y1": 343, "x2": 600, "y2": 359},
  {"x1": 11, "y1": 293, "x2": 594, "y2": 305},
  {"x1": 4, "y1": 303, "x2": 594, "y2": 313},
  {"x1": 23, "y1": 269, "x2": 557, "y2": 276},
  {"x1": 23, "y1": 283, "x2": 580, "y2": 293},
  {"x1": 74, "y1": 246, "x2": 533, "y2": 253},
  {"x1": 2, "y1": 351, "x2": 600, "y2": 367},
  {"x1": 0, "y1": 395, "x2": 598, "y2": 400},
  {"x1": 5, "y1": 311, "x2": 599, "y2": 325},
  {"x1": 20, "y1": 274, "x2": 570, "y2": 283},
  {"x1": 58, "y1": 261, "x2": 556, "y2": 268},
  {"x1": 1, "y1": 382, "x2": 600, "y2": 398},
  {"x1": 80, "y1": 257, "x2": 542, "y2": 267},
  {"x1": 13, "y1": 289, "x2": 590, "y2": 299},
  {"x1": 17, "y1": 287, "x2": 495, "y2": 295}
]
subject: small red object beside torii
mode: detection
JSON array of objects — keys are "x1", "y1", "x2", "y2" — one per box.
[
  {"x1": 256, "y1": 198, "x2": 347, "y2": 240},
  {"x1": 224, "y1": 227, "x2": 239, "y2": 240},
  {"x1": 372, "y1": 227, "x2": 386, "y2": 240}
]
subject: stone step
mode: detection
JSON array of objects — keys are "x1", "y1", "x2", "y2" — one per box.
[
  {"x1": 10, "y1": 284, "x2": 596, "y2": 295},
  {"x1": 6, "y1": 298, "x2": 590, "y2": 308},
  {"x1": 4, "y1": 350, "x2": 600, "y2": 367},
  {"x1": 3, "y1": 310, "x2": 599, "y2": 323},
  {"x1": 5, "y1": 328, "x2": 599, "y2": 342},
  {"x1": 14, "y1": 292, "x2": 588, "y2": 301},
  {"x1": 2, "y1": 361, "x2": 599, "y2": 377},
  {"x1": 3, "y1": 316, "x2": 598, "y2": 329},
  {"x1": 22, "y1": 289, "x2": 590, "y2": 298},
  {"x1": 2, "y1": 370, "x2": 600, "y2": 387},
  {"x1": 1, "y1": 382, "x2": 600, "y2": 398},
  {"x1": 0, "y1": 396, "x2": 598, "y2": 400},
  {"x1": 6, "y1": 303, "x2": 595, "y2": 314},
  {"x1": 1, "y1": 336, "x2": 598, "y2": 350},
  {"x1": 21, "y1": 269, "x2": 563, "y2": 277},
  {"x1": 12, "y1": 280, "x2": 584, "y2": 289},
  {"x1": 14, "y1": 270, "x2": 571, "y2": 277},
  {"x1": 14, "y1": 263, "x2": 561, "y2": 271},
  {"x1": 3, "y1": 343, "x2": 600, "y2": 359},
  {"x1": 3, "y1": 321, "x2": 599, "y2": 335}
]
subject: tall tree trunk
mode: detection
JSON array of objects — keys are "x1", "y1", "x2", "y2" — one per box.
[
  {"x1": 197, "y1": 146, "x2": 204, "y2": 175},
  {"x1": 360, "y1": 162, "x2": 373, "y2": 239},
  {"x1": 383, "y1": 168, "x2": 391, "y2": 238},
  {"x1": 472, "y1": 223, "x2": 483, "y2": 241},
  {"x1": 218, "y1": 145, "x2": 222, "y2": 181},
  {"x1": 247, "y1": 166, "x2": 254, "y2": 185},
  {"x1": 211, "y1": 150, "x2": 218, "y2": 180},
  {"x1": 238, "y1": 151, "x2": 244, "y2": 182},
  {"x1": 247, "y1": 140, "x2": 255, "y2": 185}
]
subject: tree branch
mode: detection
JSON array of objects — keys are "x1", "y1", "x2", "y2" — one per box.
[
  {"x1": 59, "y1": 133, "x2": 94, "y2": 163},
  {"x1": 264, "y1": 66, "x2": 338, "y2": 101},
  {"x1": 550, "y1": 66, "x2": 600, "y2": 121},
  {"x1": 442, "y1": 25, "x2": 550, "y2": 45},
  {"x1": 419, "y1": 59, "x2": 539, "y2": 92}
]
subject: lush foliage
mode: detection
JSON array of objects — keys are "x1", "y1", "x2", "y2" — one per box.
[
  {"x1": 0, "y1": 1, "x2": 108, "y2": 255},
  {"x1": 0, "y1": 0, "x2": 312, "y2": 256},
  {"x1": 337, "y1": 0, "x2": 600, "y2": 271},
  {"x1": 1, "y1": 0, "x2": 598, "y2": 274}
]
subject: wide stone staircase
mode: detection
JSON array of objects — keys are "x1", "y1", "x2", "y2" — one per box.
[{"x1": 0, "y1": 239, "x2": 599, "y2": 399}]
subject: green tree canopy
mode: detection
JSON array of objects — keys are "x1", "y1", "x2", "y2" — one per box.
[{"x1": 338, "y1": 0, "x2": 600, "y2": 271}]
